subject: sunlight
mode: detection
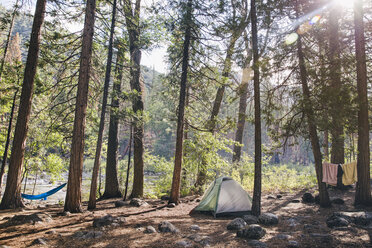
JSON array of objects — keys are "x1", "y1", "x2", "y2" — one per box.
[{"x1": 334, "y1": 0, "x2": 355, "y2": 8}]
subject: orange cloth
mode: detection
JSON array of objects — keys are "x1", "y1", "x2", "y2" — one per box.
[{"x1": 322, "y1": 162, "x2": 338, "y2": 185}]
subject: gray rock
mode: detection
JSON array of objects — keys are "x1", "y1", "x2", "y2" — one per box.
[
  {"x1": 302, "y1": 193, "x2": 314, "y2": 203},
  {"x1": 83, "y1": 231, "x2": 103, "y2": 239},
  {"x1": 31, "y1": 238, "x2": 47, "y2": 245},
  {"x1": 144, "y1": 226, "x2": 157, "y2": 233},
  {"x1": 114, "y1": 201, "x2": 127, "y2": 207},
  {"x1": 187, "y1": 234, "x2": 201, "y2": 241},
  {"x1": 46, "y1": 230, "x2": 56, "y2": 235},
  {"x1": 288, "y1": 240, "x2": 299, "y2": 248},
  {"x1": 326, "y1": 214, "x2": 349, "y2": 228},
  {"x1": 274, "y1": 234, "x2": 291, "y2": 240},
  {"x1": 62, "y1": 211, "x2": 71, "y2": 216},
  {"x1": 335, "y1": 212, "x2": 372, "y2": 226},
  {"x1": 267, "y1": 195, "x2": 275, "y2": 199},
  {"x1": 168, "y1": 203, "x2": 176, "y2": 208},
  {"x1": 175, "y1": 240, "x2": 192, "y2": 247},
  {"x1": 130, "y1": 198, "x2": 149, "y2": 207},
  {"x1": 237, "y1": 224, "x2": 266, "y2": 240},
  {"x1": 158, "y1": 221, "x2": 179, "y2": 233},
  {"x1": 93, "y1": 215, "x2": 115, "y2": 228},
  {"x1": 287, "y1": 218, "x2": 299, "y2": 227},
  {"x1": 8, "y1": 213, "x2": 52, "y2": 225},
  {"x1": 258, "y1": 213, "x2": 279, "y2": 225},
  {"x1": 247, "y1": 240, "x2": 267, "y2": 247},
  {"x1": 200, "y1": 236, "x2": 211, "y2": 247},
  {"x1": 190, "y1": 224, "x2": 200, "y2": 231},
  {"x1": 111, "y1": 223, "x2": 119, "y2": 228},
  {"x1": 73, "y1": 231, "x2": 85, "y2": 238},
  {"x1": 227, "y1": 218, "x2": 247, "y2": 230},
  {"x1": 243, "y1": 215, "x2": 259, "y2": 224}
]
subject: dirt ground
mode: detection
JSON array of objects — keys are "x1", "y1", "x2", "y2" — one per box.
[{"x1": 1, "y1": 188, "x2": 372, "y2": 248}]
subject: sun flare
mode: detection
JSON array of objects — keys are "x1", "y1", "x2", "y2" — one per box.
[{"x1": 335, "y1": 0, "x2": 355, "y2": 8}]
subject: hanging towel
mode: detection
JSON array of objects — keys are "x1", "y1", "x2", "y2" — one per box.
[
  {"x1": 322, "y1": 163, "x2": 338, "y2": 185},
  {"x1": 342, "y1": 161, "x2": 357, "y2": 185}
]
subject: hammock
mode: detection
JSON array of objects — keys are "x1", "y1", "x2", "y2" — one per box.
[{"x1": 21, "y1": 183, "x2": 67, "y2": 200}]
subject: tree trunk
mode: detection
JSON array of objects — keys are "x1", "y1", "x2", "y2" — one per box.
[
  {"x1": 124, "y1": 125, "x2": 133, "y2": 201},
  {"x1": 0, "y1": 0, "x2": 20, "y2": 80},
  {"x1": 0, "y1": 0, "x2": 46, "y2": 210},
  {"x1": 123, "y1": 0, "x2": 144, "y2": 199},
  {"x1": 323, "y1": 130, "x2": 329, "y2": 161},
  {"x1": 251, "y1": 0, "x2": 262, "y2": 216},
  {"x1": 88, "y1": 0, "x2": 118, "y2": 209},
  {"x1": 0, "y1": 89, "x2": 18, "y2": 194},
  {"x1": 64, "y1": 0, "x2": 96, "y2": 213},
  {"x1": 102, "y1": 42, "x2": 125, "y2": 200},
  {"x1": 353, "y1": 0, "x2": 371, "y2": 206},
  {"x1": 328, "y1": 6, "x2": 344, "y2": 164},
  {"x1": 295, "y1": 0, "x2": 331, "y2": 208},
  {"x1": 232, "y1": 66, "x2": 250, "y2": 162},
  {"x1": 169, "y1": 0, "x2": 192, "y2": 204}
]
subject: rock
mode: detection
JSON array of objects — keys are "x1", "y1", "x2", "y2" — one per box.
[
  {"x1": 237, "y1": 224, "x2": 266, "y2": 240},
  {"x1": 161, "y1": 195, "x2": 170, "y2": 200},
  {"x1": 314, "y1": 195, "x2": 320, "y2": 204},
  {"x1": 111, "y1": 223, "x2": 119, "y2": 228},
  {"x1": 243, "y1": 215, "x2": 259, "y2": 225},
  {"x1": 258, "y1": 213, "x2": 279, "y2": 225},
  {"x1": 46, "y1": 230, "x2": 56, "y2": 235},
  {"x1": 247, "y1": 240, "x2": 267, "y2": 247},
  {"x1": 199, "y1": 236, "x2": 211, "y2": 247},
  {"x1": 303, "y1": 224, "x2": 317, "y2": 232},
  {"x1": 331, "y1": 198, "x2": 344, "y2": 205},
  {"x1": 287, "y1": 218, "x2": 299, "y2": 227},
  {"x1": 62, "y1": 211, "x2": 71, "y2": 216},
  {"x1": 175, "y1": 240, "x2": 192, "y2": 247},
  {"x1": 73, "y1": 231, "x2": 85, "y2": 238},
  {"x1": 227, "y1": 218, "x2": 247, "y2": 230},
  {"x1": 144, "y1": 226, "x2": 156, "y2": 233},
  {"x1": 274, "y1": 234, "x2": 291, "y2": 240},
  {"x1": 196, "y1": 199, "x2": 201, "y2": 202},
  {"x1": 187, "y1": 233, "x2": 201, "y2": 241},
  {"x1": 130, "y1": 198, "x2": 149, "y2": 207},
  {"x1": 190, "y1": 224, "x2": 200, "y2": 231},
  {"x1": 291, "y1": 200, "x2": 300, "y2": 203},
  {"x1": 83, "y1": 231, "x2": 103, "y2": 239},
  {"x1": 267, "y1": 195, "x2": 275, "y2": 199},
  {"x1": 330, "y1": 212, "x2": 372, "y2": 226},
  {"x1": 8, "y1": 213, "x2": 52, "y2": 225},
  {"x1": 31, "y1": 238, "x2": 47, "y2": 245},
  {"x1": 114, "y1": 201, "x2": 127, "y2": 207},
  {"x1": 93, "y1": 215, "x2": 115, "y2": 228},
  {"x1": 277, "y1": 194, "x2": 283, "y2": 199},
  {"x1": 326, "y1": 214, "x2": 350, "y2": 228},
  {"x1": 158, "y1": 221, "x2": 179, "y2": 233},
  {"x1": 167, "y1": 203, "x2": 176, "y2": 208},
  {"x1": 302, "y1": 193, "x2": 314, "y2": 203},
  {"x1": 288, "y1": 240, "x2": 299, "y2": 248}
]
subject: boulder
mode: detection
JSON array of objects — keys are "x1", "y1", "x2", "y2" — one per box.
[
  {"x1": 329, "y1": 212, "x2": 372, "y2": 226},
  {"x1": 247, "y1": 240, "x2": 267, "y2": 247},
  {"x1": 158, "y1": 221, "x2": 179, "y2": 233},
  {"x1": 237, "y1": 224, "x2": 266, "y2": 240},
  {"x1": 74, "y1": 231, "x2": 103, "y2": 239},
  {"x1": 302, "y1": 193, "x2": 314, "y2": 203},
  {"x1": 8, "y1": 213, "x2": 52, "y2": 225},
  {"x1": 288, "y1": 240, "x2": 299, "y2": 248},
  {"x1": 190, "y1": 224, "x2": 200, "y2": 231},
  {"x1": 326, "y1": 215, "x2": 349, "y2": 228},
  {"x1": 243, "y1": 215, "x2": 259, "y2": 225},
  {"x1": 258, "y1": 213, "x2": 279, "y2": 225},
  {"x1": 130, "y1": 198, "x2": 149, "y2": 207},
  {"x1": 175, "y1": 240, "x2": 192, "y2": 247},
  {"x1": 114, "y1": 201, "x2": 127, "y2": 207},
  {"x1": 93, "y1": 215, "x2": 126, "y2": 228},
  {"x1": 227, "y1": 218, "x2": 247, "y2": 230},
  {"x1": 144, "y1": 226, "x2": 157, "y2": 233},
  {"x1": 274, "y1": 234, "x2": 291, "y2": 240},
  {"x1": 167, "y1": 203, "x2": 176, "y2": 208}
]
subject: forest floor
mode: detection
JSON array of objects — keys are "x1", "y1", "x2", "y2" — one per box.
[{"x1": 1, "y1": 187, "x2": 372, "y2": 248}]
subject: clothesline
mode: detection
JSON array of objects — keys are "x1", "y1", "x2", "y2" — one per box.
[{"x1": 322, "y1": 162, "x2": 357, "y2": 186}]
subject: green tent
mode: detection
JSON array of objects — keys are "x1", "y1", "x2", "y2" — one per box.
[{"x1": 191, "y1": 176, "x2": 252, "y2": 217}]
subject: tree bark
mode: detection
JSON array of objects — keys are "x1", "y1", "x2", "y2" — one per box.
[
  {"x1": 0, "y1": 89, "x2": 18, "y2": 194},
  {"x1": 353, "y1": 0, "x2": 371, "y2": 206},
  {"x1": 295, "y1": 0, "x2": 331, "y2": 208},
  {"x1": 328, "y1": 6, "x2": 344, "y2": 164},
  {"x1": 123, "y1": 0, "x2": 144, "y2": 198},
  {"x1": 88, "y1": 0, "x2": 118, "y2": 209},
  {"x1": 0, "y1": 0, "x2": 46, "y2": 209},
  {"x1": 169, "y1": 0, "x2": 192, "y2": 204},
  {"x1": 64, "y1": 0, "x2": 96, "y2": 213},
  {"x1": 124, "y1": 125, "x2": 133, "y2": 201},
  {"x1": 102, "y1": 42, "x2": 125, "y2": 200},
  {"x1": 250, "y1": 0, "x2": 262, "y2": 216}
]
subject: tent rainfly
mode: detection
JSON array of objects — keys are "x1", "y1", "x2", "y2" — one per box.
[{"x1": 191, "y1": 176, "x2": 252, "y2": 217}]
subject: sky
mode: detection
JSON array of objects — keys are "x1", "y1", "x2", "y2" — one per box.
[{"x1": 1, "y1": 0, "x2": 168, "y2": 74}]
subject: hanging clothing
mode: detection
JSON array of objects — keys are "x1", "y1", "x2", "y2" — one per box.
[
  {"x1": 322, "y1": 163, "x2": 338, "y2": 186},
  {"x1": 342, "y1": 161, "x2": 357, "y2": 185}
]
